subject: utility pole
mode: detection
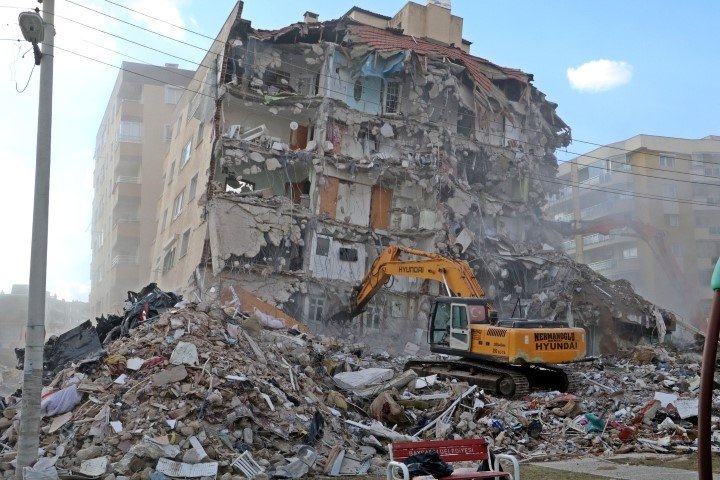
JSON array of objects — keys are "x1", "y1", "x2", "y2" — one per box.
[{"x1": 15, "y1": 0, "x2": 54, "y2": 477}]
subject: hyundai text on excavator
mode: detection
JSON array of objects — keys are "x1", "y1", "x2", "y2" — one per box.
[{"x1": 332, "y1": 245, "x2": 587, "y2": 397}]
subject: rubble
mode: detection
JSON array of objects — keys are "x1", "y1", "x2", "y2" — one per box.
[{"x1": 3, "y1": 292, "x2": 716, "y2": 479}]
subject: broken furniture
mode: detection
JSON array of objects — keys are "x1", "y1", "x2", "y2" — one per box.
[{"x1": 386, "y1": 438, "x2": 520, "y2": 480}]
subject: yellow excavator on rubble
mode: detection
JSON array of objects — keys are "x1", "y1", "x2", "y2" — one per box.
[{"x1": 333, "y1": 245, "x2": 587, "y2": 397}]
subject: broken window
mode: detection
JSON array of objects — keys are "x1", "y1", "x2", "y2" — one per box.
[
  {"x1": 162, "y1": 247, "x2": 176, "y2": 273},
  {"x1": 164, "y1": 85, "x2": 183, "y2": 104},
  {"x1": 664, "y1": 214, "x2": 679, "y2": 227},
  {"x1": 364, "y1": 303, "x2": 382, "y2": 331},
  {"x1": 173, "y1": 189, "x2": 185, "y2": 219},
  {"x1": 285, "y1": 180, "x2": 310, "y2": 204},
  {"x1": 175, "y1": 115, "x2": 183, "y2": 138},
  {"x1": 180, "y1": 229, "x2": 190, "y2": 258},
  {"x1": 308, "y1": 296, "x2": 325, "y2": 323},
  {"x1": 315, "y1": 236, "x2": 330, "y2": 256},
  {"x1": 298, "y1": 74, "x2": 320, "y2": 96},
  {"x1": 339, "y1": 247, "x2": 358, "y2": 262},
  {"x1": 457, "y1": 107, "x2": 475, "y2": 137},
  {"x1": 263, "y1": 68, "x2": 291, "y2": 93},
  {"x1": 180, "y1": 140, "x2": 192, "y2": 169},
  {"x1": 188, "y1": 173, "x2": 198, "y2": 201},
  {"x1": 353, "y1": 79, "x2": 363, "y2": 101},
  {"x1": 382, "y1": 80, "x2": 401, "y2": 115},
  {"x1": 492, "y1": 79, "x2": 523, "y2": 102}
]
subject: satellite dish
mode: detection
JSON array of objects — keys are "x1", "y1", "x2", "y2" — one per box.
[{"x1": 289, "y1": 121, "x2": 299, "y2": 131}]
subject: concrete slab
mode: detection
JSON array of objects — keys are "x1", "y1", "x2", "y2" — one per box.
[{"x1": 536, "y1": 456, "x2": 717, "y2": 480}]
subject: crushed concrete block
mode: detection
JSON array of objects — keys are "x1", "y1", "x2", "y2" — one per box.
[{"x1": 333, "y1": 368, "x2": 394, "y2": 391}]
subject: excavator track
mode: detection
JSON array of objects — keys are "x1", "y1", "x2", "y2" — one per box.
[
  {"x1": 405, "y1": 358, "x2": 576, "y2": 398},
  {"x1": 405, "y1": 359, "x2": 530, "y2": 398}
]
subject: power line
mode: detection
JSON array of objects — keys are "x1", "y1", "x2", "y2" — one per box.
[
  {"x1": 47, "y1": 38, "x2": 720, "y2": 205},
  {"x1": 50, "y1": 1, "x2": 720, "y2": 173},
  {"x1": 66, "y1": 0, "x2": 206, "y2": 52},
  {"x1": 104, "y1": 0, "x2": 220, "y2": 45},
  {"x1": 58, "y1": 46, "x2": 718, "y2": 206},
  {"x1": 89, "y1": 0, "x2": 720, "y2": 170}
]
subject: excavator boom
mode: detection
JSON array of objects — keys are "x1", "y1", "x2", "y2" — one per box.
[{"x1": 349, "y1": 245, "x2": 485, "y2": 316}]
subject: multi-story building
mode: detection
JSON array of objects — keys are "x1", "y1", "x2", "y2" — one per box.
[
  {"x1": 0, "y1": 285, "x2": 88, "y2": 368},
  {"x1": 145, "y1": 1, "x2": 673, "y2": 351},
  {"x1": 90, "y1": 62, "x2": 193, "y2": 317},
  {"x1": 545, "y1": 135, "x2": 720, "y2": 326}
]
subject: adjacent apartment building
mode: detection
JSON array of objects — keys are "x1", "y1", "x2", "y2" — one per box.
[
  {"x1": 147, "y1": 0, "x2": 579, "y2": 343},
  {"x1": 544, "y1": 135, "x2": 720, "y2": 326},
  {"x1": 90, "y1": 62, "x2": 193, "y2": 317}
]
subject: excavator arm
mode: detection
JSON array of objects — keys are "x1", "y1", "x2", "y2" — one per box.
[{"x1": 348, "y1": 245, "x2": 486, "y2": 317}]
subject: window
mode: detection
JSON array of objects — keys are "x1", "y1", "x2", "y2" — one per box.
[
  {"x1": 180, "y1": 140, "x2": 192, "y2": 168},
  {"x1": 172, "y1": 189, "x2": 185, "y2": 219},
  {"x1": 577, "y1": 166, "x2": 589, "y2": 183},
  {"x1": 457, "y1": 107, "x2": 475, "y2": 137},
  {"x1": 696, "y1": 215, "x2": 711, "y2": 228},
  {"x1": 160, "y1": 209, "x2": 168, "y2": 232},
  {"x1": 119, "y1": 121, "x2": 142, "y2": 142},
  {"x1": 162, "y1": 247, "x2": 176, "y2": 273},
  {"x1": 659, "y1": 155, "x2": 675, "y2": 168},
  {"x1": 339, "y1": 247, "x2": 358, "y2": 262},
  {"x1": 353, "y1": 79, "x2": 363, "y2": 101},
  {"x1": 711, "y1": 227, "x2": 720, "y2": 235},
  {"x1": 175, "y1": 115, "x2": 183, "y2": 138},
  {"x1": 661, "y1": 184, "x2": 677, "y2": 198},
  {"x1": 315, "y1": 237, "x2": 330, "y2": 256},
  {"x1": 664, "y1": 214, "x2": 679, "y2": 227},
  {"x1": 179, "y1": 229, "x2": 190, "y2": 257},
  {"x1": 196, "y1": 122, "x2": 205, "y2": 146},
  {"x1": 167, "y1": 161, "x2": 176, "y2": 185},
  {"x1": 308, "y1": 296, "x2": 325, "y2": 323},
  {"x1": 298, "y1": 74, "x2": 320, "y2": 96},
  {"x1": 188, "y1": 173, "x2": 198, "y2": 201},
  {"x1": 622, "y1": 247, "x2": 638, "y2": 259},
  {"x1": 671, "y1": 243, "x2": 682, "y2": 256},
  {"x1": 364, "y1": 304, "x2": 382, "y2": 331},
  {"x1": 164, "y1": 85, "x2": 182, "y2": 104},
  {"x1": 188, "y1": 93, "x2": 201, "y2": 121},
  {"x1": 609, "y1": 154, "x2": 630, "y2": 172},
  {"x1": 382, "y1": 80, "x2": 401, "y2": 114},
  {"x1": 163, "y1": 124, "x2": 173, "y2": 142}
]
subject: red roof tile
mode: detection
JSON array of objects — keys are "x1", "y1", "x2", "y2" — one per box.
[{"x1": 346, "y1": 24, "x2": 528, "y2": 92}]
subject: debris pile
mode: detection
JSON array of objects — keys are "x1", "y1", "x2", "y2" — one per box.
[{"x1": 0, "y1": 289, "x2": 716, "y2": 478}]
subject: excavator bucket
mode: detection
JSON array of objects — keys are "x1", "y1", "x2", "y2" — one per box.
[{"x1": 326, "y1": 307, "x2": 362, "y2": 325}]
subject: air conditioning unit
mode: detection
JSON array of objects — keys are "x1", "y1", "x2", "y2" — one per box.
[
  {"x1": 239, "y1": 124, "x2": 267, "y2": 142},
  {"x1": 225, "y1": 124, "x2": 242, "y2": 139}
]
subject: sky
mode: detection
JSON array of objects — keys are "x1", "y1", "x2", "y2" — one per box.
[{"x1": 0, "y1": 0, "x2": 718, "y2": 302}]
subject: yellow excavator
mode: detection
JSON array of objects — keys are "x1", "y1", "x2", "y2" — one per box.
[{"x1": 333, "y1": 245, "x2": 587, "y2": 397}]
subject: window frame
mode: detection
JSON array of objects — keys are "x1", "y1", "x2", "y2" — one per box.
[
  {"x1": 179, "y1": 229, "x2": 191, "y2": 258},
  {"x1": 180, "y1": 139, "x2": 192, "y2": 169},
  {"x1": 172, "y1": 189, "x2": 185, "y2": 219},
  {"x1": 188, "y1": 173, "x2": 198, "y2": 201},
  {"x1": 382, "y1": 79, "x2": 401, "y2": 115}
]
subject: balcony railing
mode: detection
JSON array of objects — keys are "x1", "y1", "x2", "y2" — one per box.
[
  {"x1": 116, "y1": 176, "x2": 140, "y2": 184},
  {"x1": 588, "y1": 259, "x2": 616, "y2": 272},
  {"x1": 111, "y1": 255, "x2": 138, "y2": 267},
  {"x1": 581, "y1": 202, "x2": 610, "y2": 219},
  {"x1": 583, "y1": 233, "x2": 612, "y2": 246}
]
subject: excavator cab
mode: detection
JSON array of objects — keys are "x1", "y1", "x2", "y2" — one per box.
[{"x1": 429, "y1": 298, "x2": 493, "y2": 351}]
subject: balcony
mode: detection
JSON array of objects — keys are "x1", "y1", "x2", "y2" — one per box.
[
  {"x1": 588, "y1": 259, "x2": 616, "y2": 272},
  {"x1": 561, "y1": 239, "x2": 576, "y2": 251},
  {"x1": 583, "y1": 233, "x2": 612, "y2": 247},
  {"x1": 111, "y1": 255, "x2": 138, "y2": 267}
]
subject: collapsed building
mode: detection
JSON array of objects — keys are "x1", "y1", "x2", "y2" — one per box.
[{"x1": 150, "y1": 1, "x2": 675, "y2": 356}]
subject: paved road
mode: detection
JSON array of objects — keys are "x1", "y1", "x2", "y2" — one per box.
[{"x1": 537, "y1": 455, "x2": 713, "y2": 480}]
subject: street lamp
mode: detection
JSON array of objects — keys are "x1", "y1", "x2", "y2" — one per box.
[
  {"x1": 18, "y1": 10, "x2": 43, "y2": 65},
  {"x1": 15, "y1": 2, "x2": 55, "y2": 478}
]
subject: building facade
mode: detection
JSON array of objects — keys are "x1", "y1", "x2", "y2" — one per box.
[
  {"x1": 544, "y1": 135, "x2": 720, "y2": 326},
  {"x1": 90, "y1": 62, "x2": 193, "y2": 317},
  {"x1": 144, "y1": 1, "x2": 674, "y2": 352}
]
